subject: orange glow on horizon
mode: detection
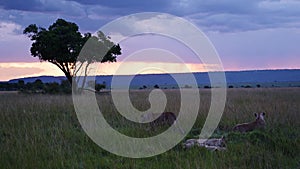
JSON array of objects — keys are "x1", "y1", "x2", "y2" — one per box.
[
  {"x1": 0, "y1": 61, "x2": 299, "y2": 81},
  {"x1": 0, "y1": 62, "x2": 64, "y2": 81},
  {"x1": 0, "y1": 61, "x2": 219, "y2": 81}
]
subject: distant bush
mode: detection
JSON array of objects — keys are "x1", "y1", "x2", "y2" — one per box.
[
  {"x1": 241, "y1": 85, "x2": 252, "y2": 88},
  {"x1": 245, "y1": 85, "x2": 252, "y2": 88},
  {"x1": 44, "y1": 82, "x2": 61, "y2": 94},
  {"x1": 95, "y1": 83, "x2": 106, "y2": 91},
  {"x1": 184, "y1": 85, "x2": 192, "y2": 88},
  {"x1": 1, "y1": 79, "x2": 107, "y2": 94},
  {"x1": 204, "y1": 85, "x2": 211, "y2": 89},
  {"x1": 139, "y1": 85, "x2": 147, "y2": 90}
]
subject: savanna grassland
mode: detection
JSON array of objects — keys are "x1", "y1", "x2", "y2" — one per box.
[{"x1": 0, "y1": 88, "x2": 299, "y2": 169}]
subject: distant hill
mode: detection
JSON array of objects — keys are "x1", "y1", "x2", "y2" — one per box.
[
  {"x1": 7, "y1": 69, "x2": 300, "y2": 89},
  {"x1": 9, "y1": 76, "x2": 67, "y2": 84}
]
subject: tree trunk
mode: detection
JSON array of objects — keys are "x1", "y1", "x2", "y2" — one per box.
[
  {"x1": 81, "y1": 62, "x2": 91, "y2": 90},
  {"x1": 64, "y1": 72, "x2": 80, "y2": 94},
  {"x1": 65, "y1": 72, "x2": 73, "y2": 86}
]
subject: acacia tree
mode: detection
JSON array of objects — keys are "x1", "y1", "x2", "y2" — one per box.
[{"x1": 23, "y1": 19, "x2": 121, "y2": 86}]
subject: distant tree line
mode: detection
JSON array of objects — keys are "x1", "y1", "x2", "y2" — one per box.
[
  {"x1": 0, "y1": 79, "x2": 106, "y2": 94},
  {"x1": 137, "y1": 84, "x2": 266, "y2": 90}
]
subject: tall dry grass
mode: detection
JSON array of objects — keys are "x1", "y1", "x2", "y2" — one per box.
[{"x1": 0, "y1": 88, "x2": 299, "y2": 169}]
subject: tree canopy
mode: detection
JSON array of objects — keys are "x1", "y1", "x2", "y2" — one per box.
[{"x1": 23, "y1": 19, "x2": 121, "y2": 85}]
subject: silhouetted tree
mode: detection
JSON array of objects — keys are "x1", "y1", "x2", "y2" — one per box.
[{"x1": 23, "y1": 19, "x2": 121, "y2": 87}]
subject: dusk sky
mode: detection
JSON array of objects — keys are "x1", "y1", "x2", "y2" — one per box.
[{"x1": 1, "y1": 0, "x2": 300, "y2": 81}]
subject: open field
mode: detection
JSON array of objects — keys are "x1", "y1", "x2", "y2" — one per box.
[{"x1": 0, "y1": 88, "x2": 299, "y2": 169}]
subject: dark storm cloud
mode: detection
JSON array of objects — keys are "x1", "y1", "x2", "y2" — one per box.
[
  {"x1": 0, "y1": 0, "x2": 51, "y2": 11},
  {"x1": 183, "y1": 0, "x2": 300, "y2": 32},
  {"x1": 66, "y1": 0, "x2": 171, "y2": 11},
  {"x1": 1, "y1": 0, "x2": 300, "y2": 33},
  {"x1": 0, "y1": 0, "x2": 86, "y2": 17},
  {"x1": 63, "y1": 0, "x2": 300, "y2": 32},
  {"x1": 168, "y1": 0, "x2": 258, "y2": 15}
]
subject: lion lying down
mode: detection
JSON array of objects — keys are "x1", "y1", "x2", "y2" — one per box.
[{"x1": 183, "y1": 136, "x2": 226, "y2": 151}]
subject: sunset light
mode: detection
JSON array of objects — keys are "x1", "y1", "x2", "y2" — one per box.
[{"x1": 0, "y1": 61, "x2": 218, "y2": 81}]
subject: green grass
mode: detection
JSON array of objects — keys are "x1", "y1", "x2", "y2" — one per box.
[{"x1": 0, "y1": 88, "x2": 299, "y2": 169}]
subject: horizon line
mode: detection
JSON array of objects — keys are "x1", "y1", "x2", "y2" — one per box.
[{"x1": 3, "y1": 68, "x2": 300, "y2": 83}]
